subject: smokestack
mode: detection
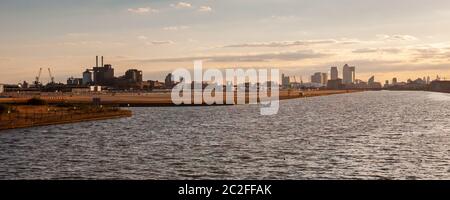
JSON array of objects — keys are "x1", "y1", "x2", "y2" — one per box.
[
  {"x1": 101, "y1": 56, "x2": 104, "y2": 67},
  {"x1": 96, "y1": 56, "x2": 98, "y2": 67}
]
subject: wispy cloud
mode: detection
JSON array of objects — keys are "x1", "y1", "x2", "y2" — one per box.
[
  {"x1": 137, "y1": 35, "x2": 148, "y2": 40},
  {"x1": 377, "y1": 34, "x2": 419, "y2": 41},
  {"x1": 411, "y1": 47, "x2": 450, "y2": 61},
  {"x1": 353, "y1": 48, "x2": 403, "y2": 54},
  {"x1": 65, "y1": 33, "x2": 89, "y2": 37},
  {"x1": 163, "y1": 26, "x2": 189, "y2": 31},
  {"x1": 127, "y1": 7, "x2": 159, "y2": 14},
  {"x1": 198, "y1": 6, "x2": 212, "y2": 12},
  {"x1": 171, "y1": 2, "x2": 192, "y2": 9},
  {"x1": 147, "y1": 40, "x2": 175, "y2": 45},
  {"x1": 135, "y1": 50, "x2": 331, "y2": 63},
  {"x1": 223, "y1": 39, "x2": 342, "y2": 48}
]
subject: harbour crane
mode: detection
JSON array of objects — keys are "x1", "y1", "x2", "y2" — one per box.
[
  {"x1": 34, "y1": 68, "x2": 42, "y2": 85},
  {"x1": 48, "y1": 68, "x2": 55, "y2": 84}
]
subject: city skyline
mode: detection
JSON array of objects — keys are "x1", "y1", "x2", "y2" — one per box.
[{"x1": 1, "y1": 0, "x2": 450, "y2": 83}]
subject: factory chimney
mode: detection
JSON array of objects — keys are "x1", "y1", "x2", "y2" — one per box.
[
  {"x1": 101, "y1": 56, "x2": 104, "y2": 67},
  {"x1": 96, "y1": 56, "x2": 98, "y2": 67}
]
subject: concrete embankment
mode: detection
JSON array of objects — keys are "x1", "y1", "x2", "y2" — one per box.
[{"x1": 0, "y1": 105, "x2": 132, "y2": 131}]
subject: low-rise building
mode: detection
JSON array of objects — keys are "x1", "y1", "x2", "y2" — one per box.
[
  {"x1": 327, "y1": 79, "x2": 343, "y2": 90},
  {"x1": 430, "y1": 81, "x2": 450, "y2": 92}
]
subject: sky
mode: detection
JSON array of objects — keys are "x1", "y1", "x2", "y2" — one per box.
[{"x1": 0, "y1": 0, "x2": 450, "y2": 84}]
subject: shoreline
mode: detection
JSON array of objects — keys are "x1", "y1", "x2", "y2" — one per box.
[
  {"x1": 0, "y1": 89, "x2": 361, "y2": 107},
  {"x1": 0, "y1": 90, "x2": 357, "y2": 130}
]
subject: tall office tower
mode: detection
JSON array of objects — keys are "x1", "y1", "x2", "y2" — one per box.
[
  {"x1": 321, "y1": 73, "x2": 328, "y2": 85},
  {"x1": 427, "y1": 76, "x2": 431, "y2": 84},
  {"x1": 342, "y1": 64, "x2": 356, "y2": 84},
  {"x1": 392, "y1": 77, "x2": 398, "y2": 85},
  {"x1": 330, "y1": 66, "x2": 338, "y2": 80},
  {"x1": 311, "y1": 72, "x2": 322, "y2": 84}
]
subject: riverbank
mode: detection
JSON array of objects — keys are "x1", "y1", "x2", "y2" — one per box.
[
  {"x1": 0, "y1": 105, "x2": 132, "y2": 131},
  {"x1": 0, "y1": 90, "x2": 357, "y2": 130},
  {"x1": 0, "y1": 89, "x2": 361, "y2": 106}
]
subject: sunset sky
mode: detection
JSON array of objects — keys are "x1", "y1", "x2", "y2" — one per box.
[{"x1": 1, "y1": 0, "x2": 450, "y2": 84}]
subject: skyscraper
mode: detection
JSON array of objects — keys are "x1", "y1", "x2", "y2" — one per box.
[
  {"x1": 343, "y1": 64, "x2": 355, "y2": 84},
  {"x1": 311, "y1": 72, "x2": 328, "y2": 85},
  {"x1": 330, "y1": 67, "x2": 338, "y2": 80},
  {"x1": 311, "y1": 72, "x2": 322, "y2": 84},
  {"x1": 322, "y1": 73, "x2": 328, "y2": 85}
]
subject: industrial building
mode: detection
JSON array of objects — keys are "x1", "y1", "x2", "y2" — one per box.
[{"x1": 65, "y1": 56, "x2": 149, "y2": 90}]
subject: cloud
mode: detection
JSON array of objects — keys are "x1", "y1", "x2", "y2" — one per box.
[
  {"x1": 171, "y1": 2, "x2": 192, "y2": 9},
  {"x1": 59, "y1": 41, "x2": 103, "y2": 46},
  {"x1": 198, "y1": 6, "x2": 212, "y2": 12},
  {"x1": 127, "y1": 7, "x2": 158, "y2": 14},
  {"x1": 377, "y1": 34, "x2": 418, "y2": 41},
  {"x1": 410, "y1": 48, "x2": 450, "y2": 61},
  {"x1": 137, "y1": 35, "x2": 148, "y2": 40},
  {"x1": 147, "y1": 40, "x2": 175, "y2": 45},
  {"x1": 65, "y1": 33, "x2": 89, "y2": 37},
  {"x1": 135, "y1": 50, "x2": 331, "y2": 63},
  {"x1": 353, "y1": 48, "x2": 403, "y2": 54},
  {"x1": 163, "y1": 26, "x2": 189, "y2": 31},
  {"x1": 223, "y1": 39, "x2": 339, "y2": 48}
]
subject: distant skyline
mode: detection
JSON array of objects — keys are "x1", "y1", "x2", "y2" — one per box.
[{"x1": 1, "y1": 0, "x2": 450, "y2": 83}]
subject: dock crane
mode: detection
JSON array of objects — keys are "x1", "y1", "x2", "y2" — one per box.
[
  {"x1": 34, "y1": 68, "x2": 42, "y2": 86},
  {"x1": 48, "y1": 68, "x2": 55, "y2": 84}
]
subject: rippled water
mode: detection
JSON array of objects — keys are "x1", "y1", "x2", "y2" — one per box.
[{"x1": 0, "y1": 91, "x2": 449, "y2": 180}]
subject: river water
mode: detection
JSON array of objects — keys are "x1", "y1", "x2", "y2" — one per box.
[{"x1": 0, "y1": 91, "x2": 449, "y2": 179}]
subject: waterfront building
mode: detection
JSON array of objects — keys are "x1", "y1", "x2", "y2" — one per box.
[
  {"x1": 392, "y1": 77, "x2": 398, "y2": 85},
  {"x1": 124, "y1": 69, "x2": 143, "y2": 83},
  {"x1": 311, "y1": 72, "x2": 328, "y2": 85},
  {"x1": 430, "y1": 80, "x2": 450, "y2": 92},
  {"x1": 93, "y1": 64, "x2": 114, "y2": 85},
  {"x1": 67, "y1": 77, "x2": 83, "y2": 86},
  {"x1": 330, "y1": 66, "x2": 338, "y2": 80},
  {"x1": 165, "y1": 73, "x2": 175, "y2": 89},
  {"x1": 368, "y1": 76, "x2": 375, "y2": 85},
  {"x1": 281, "y1": 74, "x2": 290, "y2": 88},
  {"x1": 82, "y1": 70, "x2": 92, "y2": 85},
  {"x1": 322, "y1": 73, "x2": 328, "y2": 85},
  {"x1": 311, "y1": 72, "x2": 322, "y2": 84},
  {"x1": 327, "y1": 79, "x2": 343, "y2": 90},
  {"x1": 343, "y1": 64, "x2": 356, "y2": 85}
]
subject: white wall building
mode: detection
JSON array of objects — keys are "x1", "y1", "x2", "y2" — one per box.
[{"x1": 343, "y1": 64, "x2": 356, "y2": 84}]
